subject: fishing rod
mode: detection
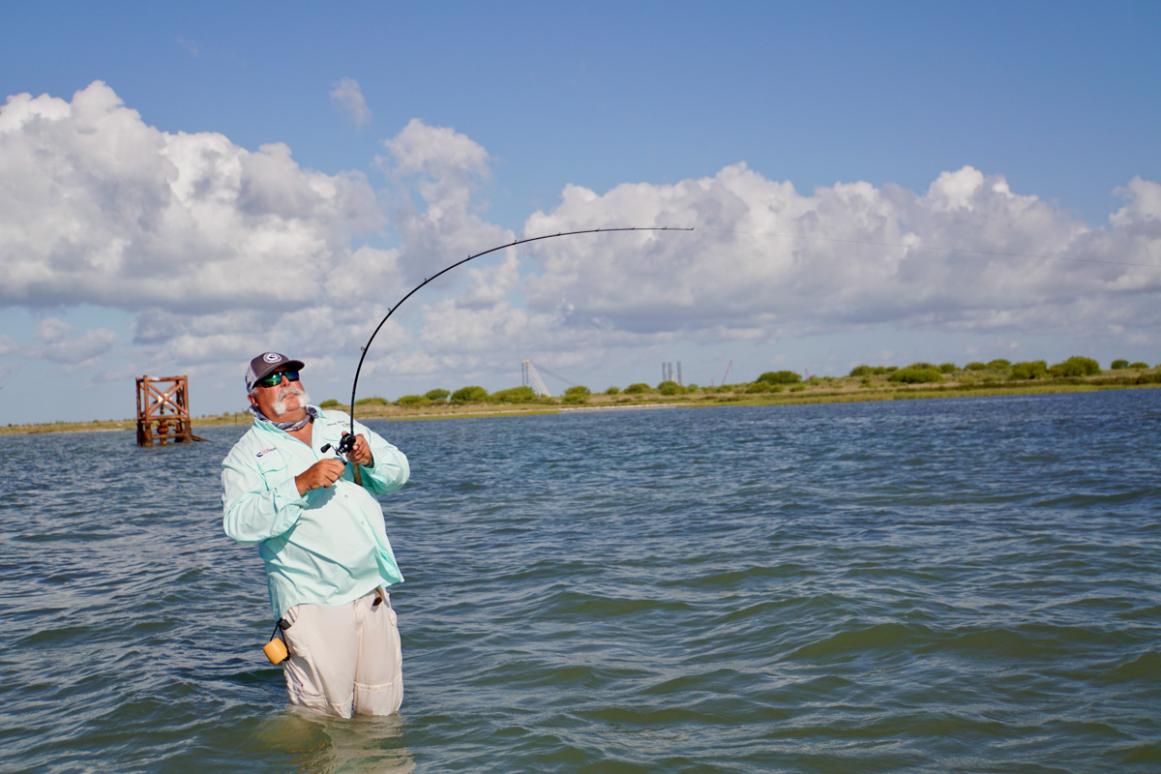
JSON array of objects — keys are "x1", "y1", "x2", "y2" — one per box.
[{"x1": 323, "y1": 226, "x2": 694, "y2": 477}]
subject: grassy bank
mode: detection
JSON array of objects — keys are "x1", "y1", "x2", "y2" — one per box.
[{"x1": 7, "y1": 366, "x2": 1159, "y2": 437}]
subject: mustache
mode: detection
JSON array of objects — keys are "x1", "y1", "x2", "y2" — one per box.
[
  {"x1": 277, "y1": 383, "x2": 305, "y2": 399},
  {"x1": 272, "y1": 384, "x2": 310, "y2": 415}
]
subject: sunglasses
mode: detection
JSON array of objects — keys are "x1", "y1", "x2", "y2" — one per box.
[{"x1": 255, "y1": 370, "x2": 301, "y2": 388}]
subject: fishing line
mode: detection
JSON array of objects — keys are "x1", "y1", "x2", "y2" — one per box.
[
  {"x1": 325, "y1": 227, "x2": 694, "y2": 468},
  {"x1": 324, "y1": 221, "x2": 1153, "y2": 466}
]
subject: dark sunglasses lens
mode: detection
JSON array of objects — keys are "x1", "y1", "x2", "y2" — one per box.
[{"x1": 258, "y1": 370, "x2": 298, "y2": 388}]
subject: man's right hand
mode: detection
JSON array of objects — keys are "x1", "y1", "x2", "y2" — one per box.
[{"x1": 295, "y1": 459, "x2": 347, "y2": 495}]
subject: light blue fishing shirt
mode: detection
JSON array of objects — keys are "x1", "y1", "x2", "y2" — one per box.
[{"x1": 221, "y1": 408, "x2": 409, "y2": 620}]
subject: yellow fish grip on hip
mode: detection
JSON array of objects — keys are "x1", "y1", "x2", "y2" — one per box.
[{"x1": 263, "y1": 619, "x2": 290, "y2": 665}]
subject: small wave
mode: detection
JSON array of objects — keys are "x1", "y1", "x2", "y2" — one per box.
[
  {"x1": 1102, "y1": 651, "x2": 1161, "y2": 683},
  {"x1": 538, "y1": 589, "x2": 695, "y2": 618},
  {"x1": 1115, "y1": 740, "x2": 1161, "y2": 766},
  {"x1": 787, "y1": 622, "x2": 934, "y2": 660},
  {"x1": 667, "y1": 562, "x2": 814, "y2": 590},
  {"x1": 932, "y1": 623, "x2": 1126, "y2": 659}
]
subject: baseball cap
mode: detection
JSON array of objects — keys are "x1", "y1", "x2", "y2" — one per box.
[{"x1": 245, "y1": 352, "x2": 306, "y2": 392}]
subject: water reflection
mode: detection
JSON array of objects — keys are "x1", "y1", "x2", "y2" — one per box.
[{"x1": 254, "y1": 708, "x2": 414, "y2": 773}]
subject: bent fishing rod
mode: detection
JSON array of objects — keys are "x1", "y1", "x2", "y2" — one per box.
[{"x1": 323, "y1": 226, "x2": 694, "y2": 475}]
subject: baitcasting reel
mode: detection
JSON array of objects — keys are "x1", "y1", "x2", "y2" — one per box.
[{"x1": 320, "y1": 432, "x2": 363, "y2": 484}]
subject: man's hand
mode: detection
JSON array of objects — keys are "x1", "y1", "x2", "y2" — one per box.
[
  {"x1": 350, "y1": 434, "x2": 374, "y2": 467},
  {"x1": 295, "y1": 459, "x2": 347, "y2": 495}
]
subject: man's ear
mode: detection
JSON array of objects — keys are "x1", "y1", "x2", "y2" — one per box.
[{"x1": 247, "y1": 393, "x2": 258, "y2": 408}]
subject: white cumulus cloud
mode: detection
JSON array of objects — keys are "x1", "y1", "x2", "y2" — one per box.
[
  {"x1": 519, "y1": 163, "x2": 1161, "y2": 338},
  {"x1": 329, "y1": 77, "x2": 371, "y2": 128},
  {"x1": 379, "y1": 118, "x2": 512, "y2": 282},
  {"x1": 0, "y1": 81, "x2": 381, "y2": 314},
  {"x1": 36, "y1": 318, "x2": 117, "y2": 364}
]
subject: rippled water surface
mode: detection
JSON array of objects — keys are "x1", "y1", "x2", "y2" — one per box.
[{"x1": 2, "y1": 391, "x2": 1160, "y2": 772}]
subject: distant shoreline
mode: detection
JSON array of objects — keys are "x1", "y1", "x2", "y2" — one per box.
[{"x1": 4, "y1": 379, "x2": 1159, "y2": 437}]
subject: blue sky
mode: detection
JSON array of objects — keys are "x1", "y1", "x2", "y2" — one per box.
[{"x1": 1, "y1": 1, "x2": 1159, "y2": 424}]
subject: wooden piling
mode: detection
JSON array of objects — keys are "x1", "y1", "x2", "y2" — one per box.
[{"x1": 135, "y1": 375, "x2": 203, "y2": 446}]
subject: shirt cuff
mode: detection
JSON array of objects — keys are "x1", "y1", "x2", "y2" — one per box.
[{"x1": 272, "y1": 476, "x2": 308, "y2": 527}]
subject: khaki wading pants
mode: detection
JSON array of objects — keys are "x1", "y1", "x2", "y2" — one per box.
[{"x1": 281, "y1": 588, "x2": 403, "y2": 718}]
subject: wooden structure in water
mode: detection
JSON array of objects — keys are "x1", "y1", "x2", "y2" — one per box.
[{"x1": 135, "y1": 375, "x2": 203, "y2": 446}]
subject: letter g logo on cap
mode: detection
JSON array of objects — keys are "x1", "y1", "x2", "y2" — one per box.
[{"x1": 263, "y1": 352, "x2": 282, "y2": 363}]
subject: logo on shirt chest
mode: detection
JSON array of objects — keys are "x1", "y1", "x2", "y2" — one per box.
[{"x1": 256, "y1": 447, "x2": 278, "y2": 458}]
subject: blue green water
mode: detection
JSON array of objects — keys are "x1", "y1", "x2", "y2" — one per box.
[{"x1": 1, "y1": 391, "x2": 1159, "y2": 772}]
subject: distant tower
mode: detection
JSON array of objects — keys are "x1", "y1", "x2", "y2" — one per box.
[
  {"x1": 521, "y1": 359, "x2": 552, "y2": 397},
  {"x1": 677, "y1": 361, "x2": 683, "y2": 386}
]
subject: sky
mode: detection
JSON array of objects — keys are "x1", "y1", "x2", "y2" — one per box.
[{"x1": 1, "y1": 1, "x2": 1159, "y2": 424}]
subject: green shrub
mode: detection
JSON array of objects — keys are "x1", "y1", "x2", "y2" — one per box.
[
  {"x1": 1010, "y1": 360, "x2": 1048, "y2": 380},
  {"x1": 491, "y1": 386, "x2": 537, "y2": 403},
  {"x1": 424, "y1": 388, "x2": 450, "y2": 401},
  {"x1": 907, "y1": 362, "x2": 938, "y2": 371},
  {"x1": 1049, "y1": 356, "x2": 1100, "y2": 378},
  {"x1": 965, "y1": 361, "x2": 988, "y2": 371},
  {"x1": 563, "y1": 385, "x2": 591, "y2": 404},
  {"x1": 355, "y1": 396, "x2": 389, "y2": 407},
  {"x1": 849, "y1": 364, "x2": 874, "y2": 377},
  {"x1": 888, "y1": 367, "x2": 944, "y2": 384},
  {"x1": 451, "y1": 385, "x2": 489, "y2": 403},
  {"x1": 746, "y1": 381, "x2": 778, "y2": 393},
  {"x1": 757, "y1": 370, "x2": 802, "y2": 384},
  {"x1": 939, "y1": 362, "x2": 958, "y2": 373},
  {"x1": 1129, "y1": 362, "x2": 1149, "y2": 369},
  {"x1": 987, "y1": 359, "x2": 1011, "y2": 370},
  {"x1": 395, "y1": 394, "x2": 428, "y2": 407},
  {"x1": 320, "y1": 399, "x2": 341, "y2": 409},
  {"x1": 605, "y1": 386, "x2": 621, "y2": 395},
  {"x1": 1110, "y1": 359, "x2": 1129, "y2": 370},
  {"x1": 624, "y1": 383, "x2": 652, "y2": 394},
  {"x1": 789, "y1": 384, "x2": 806, "y2": 392},
  {"x1": 657, "y1": 380, "x2": 683, "y2": 395}
]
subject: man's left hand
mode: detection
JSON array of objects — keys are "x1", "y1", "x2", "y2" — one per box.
[{"x1": 350, "y1": 434, "x2": 374, "y2": 467}]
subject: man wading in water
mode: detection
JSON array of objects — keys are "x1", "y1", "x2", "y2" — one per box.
[{"x1": 222, "y1": 352, "x2": 410, "y2": 717}]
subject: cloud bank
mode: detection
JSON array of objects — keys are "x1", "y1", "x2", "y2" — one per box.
[
  {"x1": 1, "y1": 81, "x2": 1158, "y2": 386},
  {"x1": 519, "y1": 165, "x2": 1161, "y2": 336},
  {"x1": 0, "y1": 81, "x2": 380, "y2": 314}
]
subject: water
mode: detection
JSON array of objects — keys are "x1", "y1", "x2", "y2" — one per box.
[{"x1": 1, "y1": 390, "x2": 1159, "y2": 772}]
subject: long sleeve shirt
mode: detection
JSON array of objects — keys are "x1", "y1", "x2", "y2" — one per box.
[{"x1": 221, "y1": 408, "x2": 409, "y2": 619}]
